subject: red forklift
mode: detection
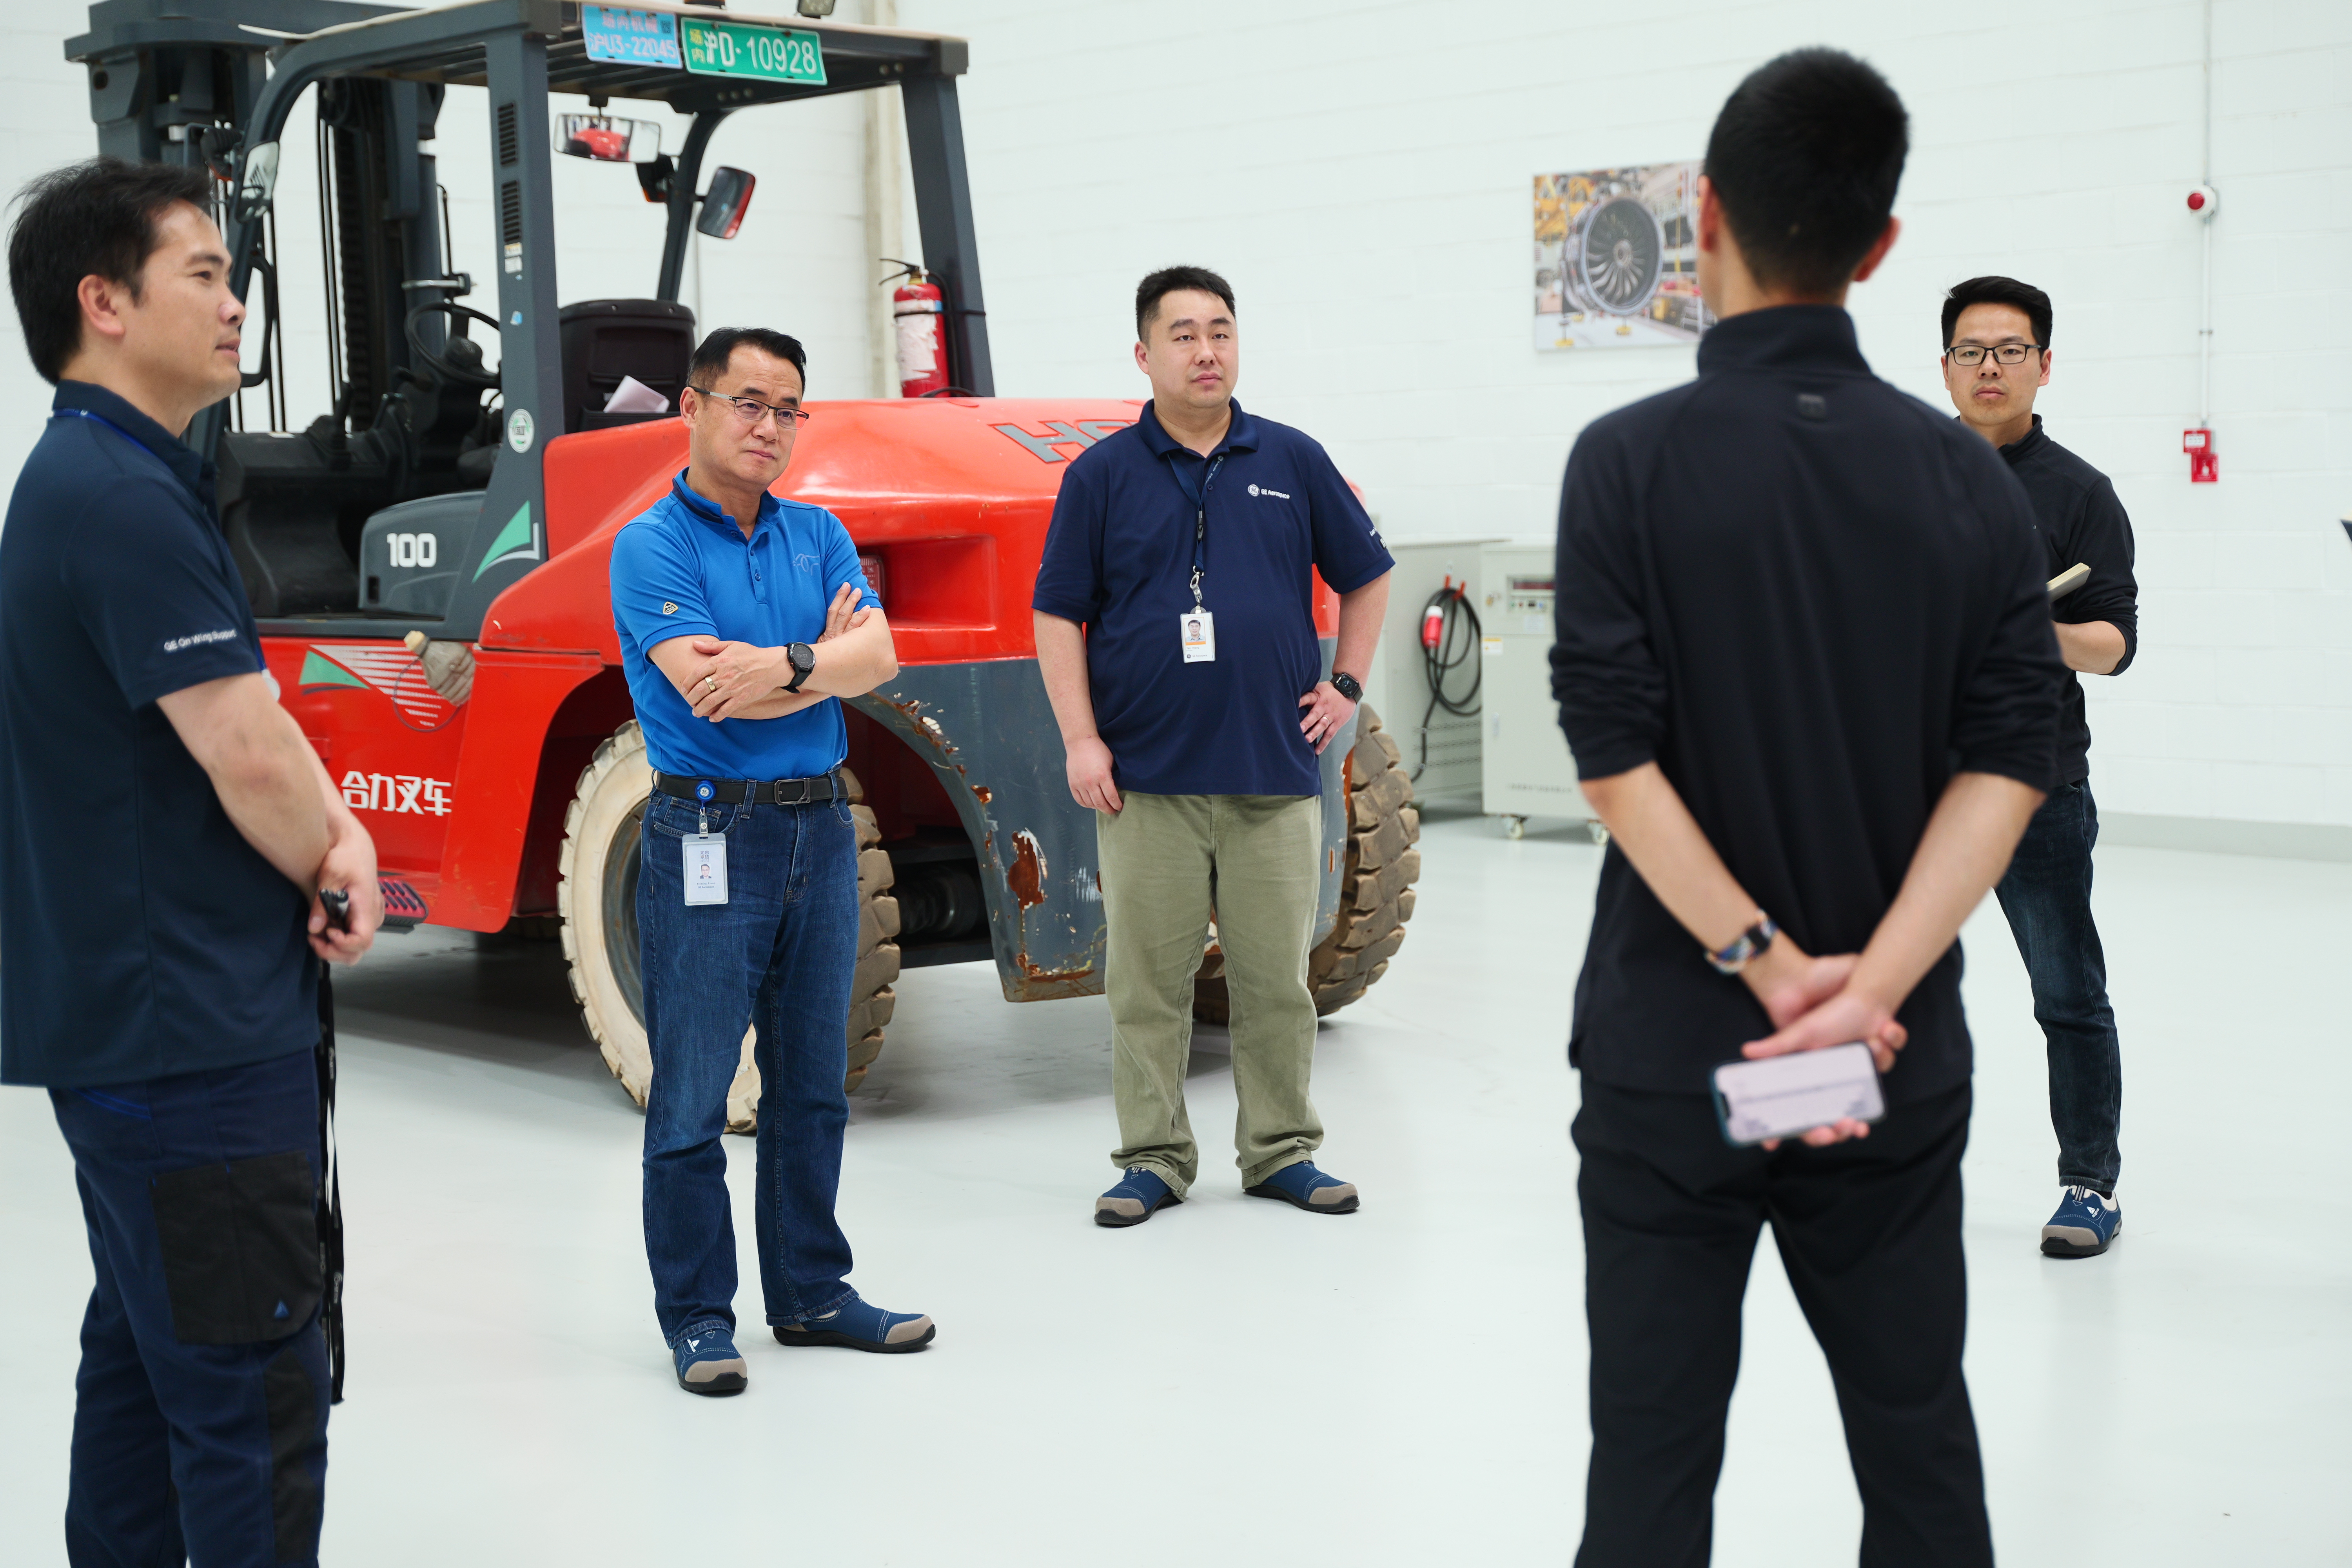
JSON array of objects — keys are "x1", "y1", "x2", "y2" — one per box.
[{"x1": 66, "y1": 0, "x2": 1421, "y2": 1127}]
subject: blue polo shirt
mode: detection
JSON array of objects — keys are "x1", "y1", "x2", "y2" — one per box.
[
  {"x1": 610, "y1": 473, "x2": 879, "y2": 780},
  {"x1": 0, "y1": 382, "x2": 317, "y2": 1088},
  {"x1": 1032, "y1": 399, "x2": 1392, "y2": 797}
]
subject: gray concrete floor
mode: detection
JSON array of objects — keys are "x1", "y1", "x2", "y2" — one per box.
[{"x1": 3, "y1": 810, "x2": 2348, "y2": 1565}]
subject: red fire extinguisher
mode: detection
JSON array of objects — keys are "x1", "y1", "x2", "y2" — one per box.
[{"x1": 884, "y1": 260, "x2": 947, "y2": 398}]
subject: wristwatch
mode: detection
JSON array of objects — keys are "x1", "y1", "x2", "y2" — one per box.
[
  {"x1": 1705, "y1": 916, "x2": 1779, "y2": 975},
  {"x1": 1329, "y1": 670, "x2": 1363, "y2": 703},
  {"x1": 783, "y1": 642, "x2": 816, "y2": 693}
]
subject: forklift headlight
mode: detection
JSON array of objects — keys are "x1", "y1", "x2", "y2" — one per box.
[{"x1": 796, "y1": 0, "x2": 837, "y2": 15}]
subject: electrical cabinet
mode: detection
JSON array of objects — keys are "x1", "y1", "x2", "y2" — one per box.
[
  {"x1": 1477, "y1": 542, "x2": 1590, "y2": 834},
  {"x1": 1357, "y1": 538, "x2": 1498, "y2": 807}
]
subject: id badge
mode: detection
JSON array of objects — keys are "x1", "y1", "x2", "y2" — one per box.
[
  {"x1": 1179, "y1": 609, "x2": 1216, "y2": 663},
  {"x1": 682, "y1": 833, "x2": 729, "y2": 905}
]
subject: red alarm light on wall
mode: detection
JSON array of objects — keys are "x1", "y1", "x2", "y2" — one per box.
[{"x1": 2183, "y1": 427, "x2": 2218, "y2": 483}]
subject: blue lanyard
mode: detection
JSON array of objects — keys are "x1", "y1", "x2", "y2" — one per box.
[
  {"x1": 1169, "y1": 452, "x2": 1224, "y2": 610},
  {"x1": 51, "y1": 405, "x2": 161, "y2": 461}
]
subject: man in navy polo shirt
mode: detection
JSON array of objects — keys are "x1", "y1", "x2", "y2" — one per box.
[
  {"x1": 610, "y1": 327, "x2": 933, "y2": 1396},
  {"x1": 1034, "y1": 266, "x2": 1393, "y2": 1227},
  {"x1": 4, "y1": 158, "x2": 380, "y2": 1566}
]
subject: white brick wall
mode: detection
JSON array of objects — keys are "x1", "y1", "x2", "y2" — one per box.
[{"x1": 3, "y1": 1, "x2": 2346, "y2": 834}]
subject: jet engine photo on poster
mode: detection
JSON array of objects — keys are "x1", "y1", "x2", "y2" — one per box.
[{"x1": 1533, "y1": 163, "x2": 1713, "y2": 350}]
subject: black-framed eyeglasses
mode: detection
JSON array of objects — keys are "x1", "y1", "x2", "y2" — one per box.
[
  {"x1": 688, "y1": 386, "x2": 813, "y2": 426},
  {"x1": 1944, "y1": 343, "x2": 2045, "y2": 367}
]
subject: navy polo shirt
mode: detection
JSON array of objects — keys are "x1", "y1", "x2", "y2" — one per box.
[
  {"x1": 1031, "y1": 399, "x2": 1392, "y2": 796},
  {"x1": 0, "y1": 382, "x2": 317, "y2": 1088},
  {"x1": 610, "y1": 472, "x2": 879, "y2": 781}
]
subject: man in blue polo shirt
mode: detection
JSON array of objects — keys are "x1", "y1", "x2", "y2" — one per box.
[
  {"x1": 610, "y1": 326, "x2": 933, "y2": 1396},
  {"x1": 4, "y1": 158, "x2": 379, "y2": 1566},
  {"x1": 1034, "y1": 266, "x2": 1393, "y2": 1227}
]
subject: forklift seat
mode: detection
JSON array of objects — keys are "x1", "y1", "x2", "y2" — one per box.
[{"x1": 559, "y1": 298, "x2": 696, "y2": 434}]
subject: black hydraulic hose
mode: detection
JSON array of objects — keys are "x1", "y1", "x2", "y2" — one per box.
[{"x1": 1411, "y1": 584, "x2": 1482, "y2": 782}]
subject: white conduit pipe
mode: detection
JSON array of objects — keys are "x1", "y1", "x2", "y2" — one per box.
[{"x1": 2199, "y1": 0, "x2": 2213, "y2": 430}]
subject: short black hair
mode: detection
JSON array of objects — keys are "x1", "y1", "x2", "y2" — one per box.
[
  {"x1": 1941, "y1": 275, "x2": 2052, "y2": 350},
  {"x1": 7, "y1": 156, "x2": 216, "y2": 384},
  {"x1": 689, "y1": 327, "x2": 807, "y2": 392},
  {"x1": 1135, "y1": 265, "x2": 1235, "y2": 341},
  {"x1": 1702, "y1": 48, "x2": 1909, "y2": 298}
]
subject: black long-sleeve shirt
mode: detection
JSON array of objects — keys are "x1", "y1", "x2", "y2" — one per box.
[
  {"x1": 1550, "y1": 306, "x2": 2066, "y2": 1104},
  {"x1": 1997, "y1": 415, "x2": 2138, "y2": 786}
]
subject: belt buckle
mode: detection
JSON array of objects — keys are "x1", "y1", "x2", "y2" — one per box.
[{"x1": 775, "y1": 777, "x2": 811, "y2": 806}]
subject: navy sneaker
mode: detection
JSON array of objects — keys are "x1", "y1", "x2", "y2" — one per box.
[
  {"x1": 1244, "y1": 1161, "x2": 1359, "y2": 1214},
  {"x1": 773, "y1": 1295, "x2": 935, "y2": 1354},
  {"x1": 1095, "y1": 1165, "x2": 1181, "y2": 1227},
  {"x1": 672, "y1": 1324, "x2": 747, "y2": 1396},
  {"x1": 2042, "y1": 1186, "x2": 2122, "y2": 1258}
]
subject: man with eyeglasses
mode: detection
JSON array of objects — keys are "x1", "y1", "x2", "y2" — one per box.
[
  {"x1": 1940, "y1": 275, "x2": 2139, "y2": 1259},
  {"x1": 608, "y1": 326, "x2": 935, "y2": 1397}
]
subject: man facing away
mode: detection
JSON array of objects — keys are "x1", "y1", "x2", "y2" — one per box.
[
  {"x1": 1033, "y1": 266, "x2": 1394, "y2": 1226},
  {"x1": 1939, "y1": 274, "x2": 2138, "y2": 1258},
  {"x1": 608, "y1": 327, "x2": 932, "y2": 1396},
  {"x1": 1550, "y1": 53, "x2": 2066, "y2": 1566},
  {"x1": 3, "y1": 158, "x2": 381, "y2": 1567}
]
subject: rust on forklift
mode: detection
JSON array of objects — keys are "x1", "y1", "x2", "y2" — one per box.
[{"x1": 1007, "y1": 831, "x2": 1047, "y2": 909}]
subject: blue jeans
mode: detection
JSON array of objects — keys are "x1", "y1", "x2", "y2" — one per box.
[
  {"x1": 639, "y1": 790, "x2": 860, "y2": 1345},
  {"x1": 49, "y1": 1047, "x2": 330, "y2": 1567},
  {"x1": 1993, "y1": 780, "x2": 2123, "y2": 1192}
]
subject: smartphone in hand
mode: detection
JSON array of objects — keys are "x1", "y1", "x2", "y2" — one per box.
[
  {"x1": 1711, "y1": 1042, "x2": 1884, "y2": 1147},
  {"x1": 319, "y1": 887, "x2": 352, "y2": 933}
]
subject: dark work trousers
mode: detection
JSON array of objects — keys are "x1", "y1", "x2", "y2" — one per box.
[
  {"x1": 1572, "y1": 1080, "x2": 1991, "y2": 1568},
  {"x1": 49, "y1": 1047, "x2": 330, "y2": 1568},
  {"x1": 1993, "y1": 779, "x2": 2123, "y2": 1192}
]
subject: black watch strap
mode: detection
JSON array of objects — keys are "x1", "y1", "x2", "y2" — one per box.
[
  {"x1": 784, "y1": 642, "x2": 816, "y2": 693},
  {"x1": 1330, "y1": 670, "x2": 1363, "y2": 702}
]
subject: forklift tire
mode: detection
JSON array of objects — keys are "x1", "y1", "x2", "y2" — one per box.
[
  {"x1": 557, "y1": 722, "x2": 902, "y2": 1134},
  {"x1": 1193, "y1": 703, "x2": 1419, "y2": 1025}
]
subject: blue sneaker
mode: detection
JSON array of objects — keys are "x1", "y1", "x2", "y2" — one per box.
[
  {"x1": 1244, "y1": 1161, "x2": 1359, "y2": 1214},
  {"x1": 2042, "y1": 1186, "x2": 2121, "y2": 1258},
  {"x1": 672, "y1": 1324, "x2": 747, "y2": 1396},
  {"x1": 773, "y1": 1295, "x2": 935, "y2": 1354},
  {"x1": 1095, "y1": 1165, "x2": 1181, "y2": 1227}
]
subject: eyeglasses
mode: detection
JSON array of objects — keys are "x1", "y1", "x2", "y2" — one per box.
[
  {"x1": 1944, "y1": 343, "x2": 2045, "y2": 367},
  {"x1": 688, "y1": 386, "x2": 813, "y2": 427}
]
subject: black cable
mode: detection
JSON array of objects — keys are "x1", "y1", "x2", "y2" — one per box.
[{"x1": 1410, "y1": 584, "x2": 1481, "y2": 782}]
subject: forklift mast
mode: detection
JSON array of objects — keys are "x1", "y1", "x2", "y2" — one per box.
[{"x1": 64, "y1": 0, "x2": 992, "y2": 644}]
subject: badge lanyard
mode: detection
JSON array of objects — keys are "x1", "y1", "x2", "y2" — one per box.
[
  {"x1": 51, "y1": 405, "x2": 156, "y2": 458},
  {"x1": 683, "y1": 779, "x2": 730, "y2": 905},
  {"x1": 1173, "y1": 454, "x2": 1223, "y2": 663}
]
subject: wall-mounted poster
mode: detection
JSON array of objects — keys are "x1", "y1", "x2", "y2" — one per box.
[{"x1": 1533, "y1": 163, "x2": 1713, "y2": 350}]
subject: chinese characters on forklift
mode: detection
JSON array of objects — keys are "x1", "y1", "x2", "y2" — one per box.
[{"x1": 695, "y1": 167, "x2": 756, "y2": 240}]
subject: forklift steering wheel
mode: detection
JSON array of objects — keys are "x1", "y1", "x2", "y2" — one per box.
[{"x1": 404, "y1": 299, "x2": 504, "y2": 391}]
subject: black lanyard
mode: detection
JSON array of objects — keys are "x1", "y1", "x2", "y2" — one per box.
[{"x1": 1169, "y1": 452, "x2": 1224, "y2": 610}]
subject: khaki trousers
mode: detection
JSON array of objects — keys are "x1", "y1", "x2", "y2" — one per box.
[{"x1": 1095, "y1": 791, "x2": 1324, "y2": 1193}]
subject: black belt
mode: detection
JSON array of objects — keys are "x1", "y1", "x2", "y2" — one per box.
[{"x1": 652, "y1": 769, "x2": 843, "y2": 805}]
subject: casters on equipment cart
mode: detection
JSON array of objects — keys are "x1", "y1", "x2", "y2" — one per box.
[{"x1": 1503, "y1": 815, "x2": 1527, "y2": 840}]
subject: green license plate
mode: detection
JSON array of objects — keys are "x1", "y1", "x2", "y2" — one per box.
[{"x1": 680, "y1": 18, "x2": 826, "y2": 84}]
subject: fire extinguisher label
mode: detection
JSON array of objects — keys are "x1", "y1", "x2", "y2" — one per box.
[{"x1": 896, "y1": 315, "x2": 940, "y2": 383}]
